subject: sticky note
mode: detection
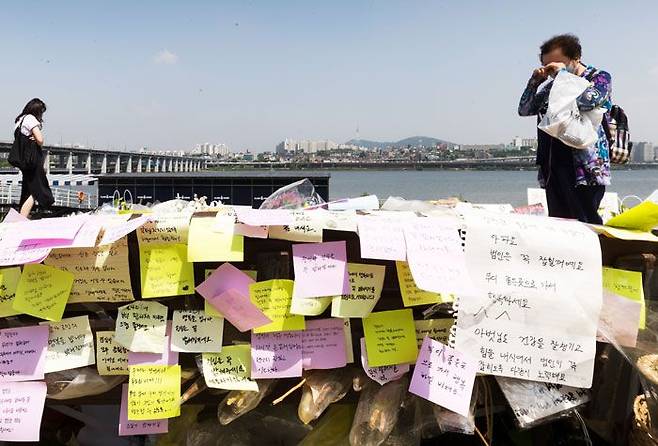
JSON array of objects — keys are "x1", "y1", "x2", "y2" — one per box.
[
  {"x1": 302, "y1": 318, "x2": 347, "y2": 370},
  {"x1": 139, "y1": 243, "x2": 195, "y2": 298},
  {"x1": 119, "y1": 384, "x2": 168, "y2": 436},
  {"x1": 115, "y1": 301, "x2": 168, "y2": 353},
  {"x1": 343, "y1": 318, "x2": 354, "y2": 363},
  {"x1": 290, "y1": 292, "x2": 331, "y2": 316},
  {"x1": 235, "y1": 208, "x2": 292, "y2": 226},
  {"x1": 43, "y1": 237, "x2": 134, "y2": 303},
  {"x1": 396, "y1": 261, "x2": 444, "y2": 306},
  {"x1": 0, "y1": 267, "x2": 22, "y2": 317},
  {"x1": 360, "y1": 338, "x2": 409, "y2": 386},
  {"x1": 357, "y1": 214, "x2": 410, "y2": 261},
  {"x1": 251, "y1": 331, "x2": 303, "y2": 379},
  {"x1": 0, "y1": 325, "x2": 48, "y2": 382},
  {"x1": 127, "y1": 365, "x2": 181, "y2": 420},
  {"x1": 12, "y1": 264, "x2": 74, "y2": 322},
  {"x1": 250, "y1": 280, "x2": 305, "y2": 333},
  {"x1": 0, "y1": 381, "x2": 47, "y2": 442},
  {"x1": 363, "y1": 309, "x2": 418, "y2": 367},
  {"x1": 197, "y1": 263, "x2": 255, "y2": 314},
  {"x1": 208, "y1": 289, "x2": 271, "y2": 332},
  {"x1": 598, "y1": 288, "x2": 642, "y2": 347},
  {"x1": 269, "y1": 210, "x2": 324, "y2": 243},
  {"x1": 41, "y1": 315, "x2": 95, "y2": 373},
  {"x1": 0, "y1": 223, "x2": 51, "y2": 267},
  {"x1": 188, "y1": 216, "x2": 244, "y2": 262},
  {"x1": 603, "y1": 267, "x2": 645, "y2": 329},
  {"x1": 292, "y1": 241, "x2": 349, "y2": 298},
  {"x1": 171, "y1": 310, "x2": 224, "y2": 353},
  {"x1": 606, "y1": 200, "x2": 658, "y2": 231},
  {"x1": 414, "y1": 319, "x2": 454, "y2": 348},
  {"x1": 100, "y1": 215, "x2": 151, "y2": 245},
  {"x1": 409, "y1": 337, "x2": 477, "y2": 417},
  {"x1": 128, "y1": 329, "x2": 178, "y2": 367},
  {"x1": 96, "y1": 331, "x2": 129, "y2": 375},
  {"x1": 203, "y1": 268, "x2": 257, "y2": 318},
  {"x1": 318, "y1": 209, "x2": 358, "y2": 232},
  {"x1": 202, "y1": 345, "x2": 258, "y2": 391},
  {"x1": 331, "y1": 263, "x2": 386, "y2": 318},
  {"x1": 137, "y1": 212, "x2": 192, "y2": 245}
]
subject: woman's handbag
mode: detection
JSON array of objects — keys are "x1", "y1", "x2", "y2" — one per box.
[{"x1": 9, "y1": 117, "x2": 41, "y2": 170}]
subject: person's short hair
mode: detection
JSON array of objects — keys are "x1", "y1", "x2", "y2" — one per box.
[{"x1": 539, "y1": 34, "x2": 582, "y2": 61}]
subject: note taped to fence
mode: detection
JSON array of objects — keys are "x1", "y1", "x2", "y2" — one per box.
[
  {"x1": 96, "y1": 331, "x2": 129, "y2": 375},
  {"x1": 188, "y1": 215, "x2": 244, "y2": 262},
  {"x1": 251, "y1": 331, "x2": 303, "y2": 379},
  {"x1": 139, "y1": 243, "x2": 194, "y2": 298},
  {"x1": 127, "y1": 365, "x2": 181, "y2": 420},
  {"x1": 331, "y1": 263, "x2": 386, "y2": 318},
  {"x1": 137, "y1": 212, "x2": 192, "y2": 245},
  {"x1": 292, "y1": 241, "x2": 349, "y2": 298},
  {"x1": 0, "y1": 267, "x2": 22, "y2": 317},
  {"x1": 119, "y1": 384, "x2": 168, "y2": 436},
  {"x1": 250, "y1": 280, "x2": 305, "y2": 333},
  {"x1": 360, "y1": 338, "x2": 409, "y2": 386},
  {"x1": 41, "y1": 315, "x2": 95, "y2": 373},
  {"x1": 0, "y1": 381, "x2": 47, "y2": 442},
  {"x1": 0, "y1": 325, "x2": 48, "y2": 382},
  {"x1": 602, "y1": 267, "x2": 645, "y2": 329},
  {"x1": 302, "y1": 318, "x2": 347, "y2": 370},
  {"x1": 12, "y1": 264, "x2": 74, "y2": 322},
  {"x1": 171, "y1": 310, "x2": 224, "y2": 353},
  {"x1": 202, "y1": 345, "x2": 258, "y2": 391},
  {"x1": 396, "y1": 261, "x2": 443, "y2": 307},
  {"x1": 363, "y1": 309, "x2": 418, "y2": 367},
  {"x1": 414, "y1": 319, "x2": 454, "y2": 348},
  {"x1": 269, "y1": 210, "x2": 324, "y2": 243},
  {"x1": 115, "y1": 301, "x2": 168, "y2": 353},
  {"x1": 43, "y1": 237, "x2": 134, "y2": 303}
]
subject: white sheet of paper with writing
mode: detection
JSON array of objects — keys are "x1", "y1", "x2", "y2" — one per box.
[
  {"x1": 356, "y1": 213, "x2": 415, "y2": 261},
  {"x1": 454, "y1": 211, "x2": 602, "y2": 388},
  {"x1": 41, "y1": 315, "x2": 95, "y2": 373}
]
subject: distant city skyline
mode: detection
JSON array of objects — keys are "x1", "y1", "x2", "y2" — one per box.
[{"x1": 2, "y1": 1, "x2": 657, "y2": 152}]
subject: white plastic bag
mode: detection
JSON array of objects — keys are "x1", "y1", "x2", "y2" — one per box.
[{"x1": 538, "y1": 70, "x2": 604, "y2": 149}]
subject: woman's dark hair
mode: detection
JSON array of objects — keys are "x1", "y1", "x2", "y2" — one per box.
[
  {"x1": 15, "y1": 98, "x2": 47, "y2": 123},
  {"x1": 539, "y1": 34, "x2": 582, "y2": 61}
]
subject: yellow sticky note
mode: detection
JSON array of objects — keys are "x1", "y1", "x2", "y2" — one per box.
[
  {"x1": 128, "y1": 365, "x2": 181, "y2": 420},
  {"x1": 363, "y1": 309, "x2": 418, "y2": 367},
  {"x1": 12, "y1": 264, "x2": 74, "y2": 321},
  {"x1": 331, "y1": 263, "x2": 386, "y2": 318},
  {"x1": 204, "y1": 269, "x2": 257, "y2": 317},
  {"x1": 0, "y1": 267, "x2": 22, "y2": 317},
  {"x1": 96, "y1": 331, "x2": 129, "y2": 376},
  {"x1": 44, "y1": 237, "x2": 134, "y2": 303},
  {"x1": 137, "y1": 212, "x2": 192, "y2": 245},
  {"x1": 414, "y1": 319, "x2": 454, "y2": 348},
  {"x1": 396, "y1": 261, "x2": 449, "y2": 306},
  {"x1": 603, "y1": 267, "x2": 646, "y2": 329},
  {"x1": 188, "y1": 216, "x2": 244, "y2": 262},
  {"x1": 291, "y1": 293, "x2": 331, "y2": 316},
  {"x1": 140, "y1": 243, "x2": 194, "y2": 298},
  {"x1": 590, "y1": 225, "x2": 658, "y2": 242},
  {"x1": 202, "y1": 345, "x2": 258, "y2": 391},
  {"x1": 269, "y1": 210, "x2": 324, "y2": 243},
  {"x1": 606, "y1": 201, "x2": 658, "y2": 232},
  {"x1": 250, "y1": 279, "x2": 305, "y2": 333}
]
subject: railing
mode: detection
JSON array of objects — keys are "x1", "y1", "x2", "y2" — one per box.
[{"x1": 0, "y1": 183, "x2": 98, "y2": 209}]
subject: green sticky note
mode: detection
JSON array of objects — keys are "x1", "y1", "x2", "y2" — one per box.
[
  {"x1": 363, "y1": 309, "x2": 418, "y2": 367},
  {"x1": 606, "y1": 201, "x2": 658, "y2": 232},
  {"x1": 250, "y1": 279, "x2": 305, "y2": 333},
  {"x1": 140, "y1": 243, "x2": 194, "y2": 298},
  {"x1": 602, "y1": 267, "x2": 646, "y2": 329},
  {"x1": 330, "y1": 263, "x2": 386, "y2": 318},
  {"x1": 12, "y1": 264, "x2": 74, "y2": 321},
  {"x1": 0, "y1": 267, "x2": 22, "y2": 317},
  {"x1": 188, "y1": 216, "x2": 244, "y2": 262}
]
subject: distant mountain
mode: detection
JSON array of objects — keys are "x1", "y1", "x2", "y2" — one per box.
[{"x1": 345, "y1": 136, "x2": 454, "y2": 149}]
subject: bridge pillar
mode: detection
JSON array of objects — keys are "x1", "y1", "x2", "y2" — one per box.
[
  {"x1": 174, "y1": 159, "x2": 179, "y2": 172},
  {"x1": 146, "y1": 158, "x2": 152, "y2": 173},
  {"x1": 168, "y1": 159, "x2": 173, "y2": 172},
  {"x1": 137, "y1": 157, "x2": 142, "y2": 173},
  {"x1": 101, "y1": 154, "x2": 107, "y2": 174},
  {"x1": 185, "y1": 160, "x2": 190, "y2": 172},
  {"x1": 66, "y1": 152, "x2": 73, "y2": 175},
  {"x1": 86, "y1": 154, "x2": 92, "y2": 174},
  {"x1": 114, "y1": 155, "x2": 121, "y2": 173},
  {"x1": 126, "y1": 156, "x2": 132, "y2": 173},
  {"x1": 44, "y1": 150, "x2": 51, "y2": 175}
]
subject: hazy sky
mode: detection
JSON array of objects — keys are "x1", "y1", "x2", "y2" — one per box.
[{"x1": 2, "y1": 0, "x2": 657, "y2": 152}]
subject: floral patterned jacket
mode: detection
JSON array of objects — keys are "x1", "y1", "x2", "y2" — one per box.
[{"x1": 518, "y1": 66, "x2": 612, "y2": 187}]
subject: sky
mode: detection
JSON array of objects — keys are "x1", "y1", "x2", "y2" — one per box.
[{"x1": 1, "y1": 0, "x2": 657, "y2": 152}]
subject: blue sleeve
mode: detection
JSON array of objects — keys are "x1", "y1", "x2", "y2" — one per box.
[
  {"x1": 518, "y1": 78, "x2": 548, "y2": 117},
  {"x1": 577, "y1": 70, "x2": 611, "y2": 111}
]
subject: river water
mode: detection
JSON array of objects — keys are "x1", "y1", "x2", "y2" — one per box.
[{"x1": 325, "y1": 169, "x2": 658, "y2": 206}]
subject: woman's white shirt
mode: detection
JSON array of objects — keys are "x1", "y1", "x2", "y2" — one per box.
[{"x1": 14, "y1": 114, "x2": 41, "y2": 137}]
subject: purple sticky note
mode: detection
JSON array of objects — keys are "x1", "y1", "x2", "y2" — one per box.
[
  {"x1": 0, "y1": 326, "x2": 48, "y2": 382},
  {"x1": 128, "y1": 323, "x2": 179, "y2": 366},
  {"x1": 196, "y1": 263, "x2": 255, "y2": 304},
  {"x1": 360, "y1": 338, "x2": 409, "y2": 385},
  {"x1": 302, "y1": 318, "x2": 347, "y2": 370},
  {"x1": 0, "y1": 381, "x2": 47, "y2": 442},
  {"x1": 292, "y1": 241, "x2": 349, "y2": 298},
  {"x1": 118, "y1": 384, "x2": 168, "y2": 436},
  {"x1": 210, "y1": 289, "x2": 271, "y2": 332},
  {"x1": 251, "y1": 331, "x2": 303, "y2": 379},
  {"x1": 409, "y1": 337, "x2": 477, "y2": 417}
]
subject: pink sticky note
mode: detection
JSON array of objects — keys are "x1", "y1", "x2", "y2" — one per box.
[
  {"x1": 119, "y1": 384, "x2": 168, "y2": 436},
  {"x1": 292, "y1": 241, "x2": 349, "y2": 298},
  {"x1": 128, "y1": 323, "x2": 179, "y2": 366},
  {"x1": 197, "y1": 263, "x2": 255, "y2": 301},
  {"x1": 302, "y1": 318, "x2": 347, "y2": 370},
  {"x1": 251, "y1": 331, "x2": 303, "y2": 379},
  {"x1": 235, "y1": 208, "x2": 293, "y2": 226},
  {"x1": 235, "y1": 223, "x2": 269, "y2": 239},
  {"x1": 0, "y1": 326, "x2": 48, "y2": 382},
  {"x1": 0, "y1": 381, "x2": 47, "y2": 442},
  {"x1": 210, "y1": 289, "x2": 271, "y2": 332},
  {"x1": 409, "y1": 337, "x2": 477, "y2": 417},
  {"x1": 360, "y1": 338, "x2": 409, "y2": 385},
  {"x1": 100, "y1": 215, "x2": 151, "y2": 246}
]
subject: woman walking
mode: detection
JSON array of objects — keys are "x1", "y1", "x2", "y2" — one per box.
[{"x1": 13, "y1": 98, "x2": 54, "y2": 217}]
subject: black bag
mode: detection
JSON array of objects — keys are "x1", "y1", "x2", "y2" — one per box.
[
  {"x1": 9, "y1": 117, "x2": 40, "y2": 170},
  {"x1": 603, "y1": 105, "x2": 632, "y2": 164}
]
